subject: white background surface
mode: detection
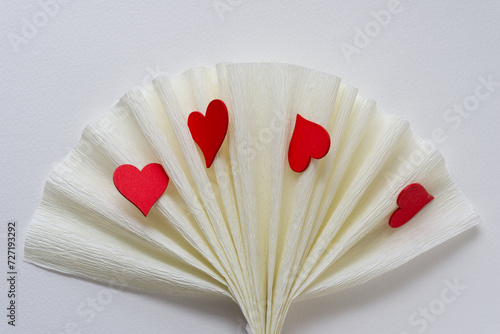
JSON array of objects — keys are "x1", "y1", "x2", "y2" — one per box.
[{"x1": 1, "y1": 1, "x2": 499, "y2": 333}]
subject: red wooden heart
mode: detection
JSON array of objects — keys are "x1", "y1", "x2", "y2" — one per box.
[
  {"x1": 113, "y1": 163, "x2": 169, "y2": 216},
  {"x1": 288, "y1": 114, "x2": 331, "y2": 173},
  {"x1": 188, "y1": 99, "x2": 229, "y2": 168},
  {"x1": 389, "y1": 183, "x2": 434, "y2": 228}
]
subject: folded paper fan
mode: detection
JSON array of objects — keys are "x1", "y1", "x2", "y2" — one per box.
[{"x1": 24, "y1": 63, "x2": 479, "y2": 334}]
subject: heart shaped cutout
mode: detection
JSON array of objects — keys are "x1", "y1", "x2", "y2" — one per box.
[
  {"x1": 188, "y1": 99, "x2": 229, "y2": 168},
  {"x1": 288, "y1": 114, "x2": 331, "y2": 173},
  {"x1": 113, "y1": 163, "x2": 169, "y2": 216},
  {"x1": 389, "y1": 183, "x2": 434, "y2": 228}
]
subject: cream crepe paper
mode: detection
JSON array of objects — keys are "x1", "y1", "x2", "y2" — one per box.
[{"x1": 24, "y1": 63, "x2": 479, "y2": 334}]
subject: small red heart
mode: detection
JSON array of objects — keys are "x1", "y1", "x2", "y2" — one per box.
[
  {"x1": 113, "y1": 163, "x2": 169, "y2": 216},
  {"x1": 288, "y1": 114, "x2": 331, "y2": 173},
  {"x1": 188, "y1": 99, "x2": 229, "y2": 168},
  {"x1": 389, "y1": 183, "x2": 434, "y2": 228}
]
